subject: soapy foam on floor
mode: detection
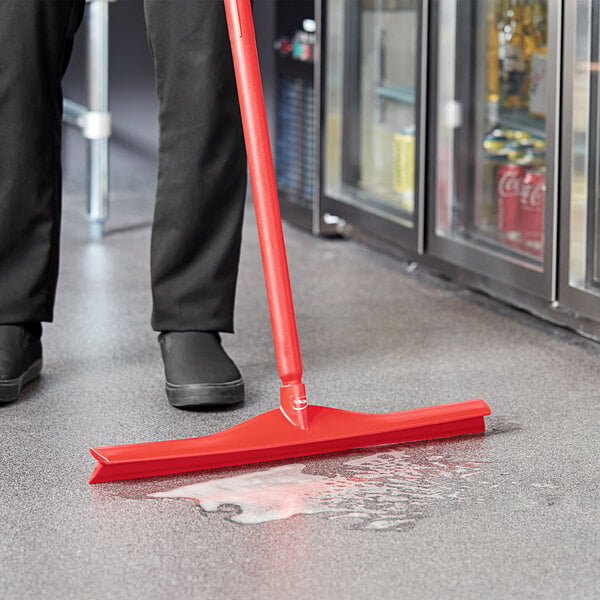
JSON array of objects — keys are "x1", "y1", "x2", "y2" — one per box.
[{"x1": 148, "y1": 448, "x2": 484, "y2": 529}]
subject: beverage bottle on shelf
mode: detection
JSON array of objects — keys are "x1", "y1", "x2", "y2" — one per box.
[
  {"x1": 486, "y1": 0, "x2": 501, "y2": 126},
  {"x1": 498, "y1": 148, "x2": 524, "y2": 248},
  {"x1": 513, "y1": 138, "x2": 545, "y2": 258},
  {"x1": 392, "y1": 125, "x2": 416, "y2": 214},
  {"x1": 497, "y1": 0, "x2": 511, "y2": 52},
  {"x1": 481, "y1": 129, "x2": 509, "y2": 235},
  {"x1": 497, "y1": 0, "x2": 511, "y2": 79},
  {"x1": 520, "y1": 164, "x2": 546, "y2": 258},
  {"x1": 532, "y1": 0, "x2": 548, "y2": 48},
  {"x1": 291, "y1": 28, "x2": 315, "y2": 63},
  {"x1": 529, "y1": 0, "x2": 548, "y2": 117},
  {"x1": 520, "y1": 139, "x2": 546, "y2": 168},
  {"x1": 273, "y1": 36, "x2": 293, "y2": 57},
  {"x1": 521, "y1": 1, "x2": 536, "y2": 108},
  {"x1": 501, "y1": 0, "x2": 526, "y2": 109},
  {"x1": 505, "y1": 128, "x2": 532, "y2": 144}
]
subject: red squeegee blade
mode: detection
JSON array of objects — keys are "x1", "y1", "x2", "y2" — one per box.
[{"x1": 88, "y1": 399, "x2": 491, "y2": 483}]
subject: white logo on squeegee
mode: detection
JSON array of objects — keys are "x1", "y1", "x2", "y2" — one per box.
[{"x1": 292, "y1": 396, "x2": 307, "y2": 410}]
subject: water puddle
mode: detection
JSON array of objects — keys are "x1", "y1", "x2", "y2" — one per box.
[{"x1": 148, "y1": 448, "x2": 485, "y2": 530}]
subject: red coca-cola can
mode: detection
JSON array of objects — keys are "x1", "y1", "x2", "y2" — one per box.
[
  {"x1": 497, "y1": 162, "x2": 524, "y2": 248},
  {"x1": 519, "y1": 168, "x2": 546, "y2": 259}
]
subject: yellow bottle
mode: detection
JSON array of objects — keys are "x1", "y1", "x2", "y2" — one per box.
[
  {"x1": 521, "y1": 1, "x2": 536, "y2": 107},
  {"x1": 502, "y1": 0, "x2": 526, "y2": 109},
  {"x1": 529, "y1": 0, "x2": 548, "y2": 117},
  {"x1": 497, "y1": 0, "x2": 511, "y2": 66},
  {"x1": 532, "y1": 0, "x2": 548, "y2": 49},
  {"x1": 486, "y1": 0, "x2": 500, "y2": 125}
]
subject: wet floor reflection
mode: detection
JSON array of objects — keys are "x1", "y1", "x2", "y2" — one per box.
[{"x1": 148, "y1": 446, "x2": 486, "y2": 530}]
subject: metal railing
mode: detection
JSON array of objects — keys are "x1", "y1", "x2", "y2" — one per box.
[{"x1": 63, "y1": 0, "x2": 111, "y2": 239}]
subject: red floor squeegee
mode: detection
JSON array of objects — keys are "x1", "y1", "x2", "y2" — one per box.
[{"x1": 88, "y1": 0, "x2": 491, "y2": 484}]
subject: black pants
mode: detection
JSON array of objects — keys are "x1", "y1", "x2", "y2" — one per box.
[{"x1": 0, "y1": 0, "x2": 247, "y2": 334}]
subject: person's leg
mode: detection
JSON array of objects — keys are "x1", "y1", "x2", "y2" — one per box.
[
  {"x1": 144, "y1": 0, "x2": 247, "y2": 334},
  {"x1": 144, "y1": 0, "x2": 247, "y2": 407},
  {"x1": 0, "y1": 0, "x2": 85, "y2": 403},
  {"x1": 0, "y1": 0, "x2": 85, "y2": 326}
]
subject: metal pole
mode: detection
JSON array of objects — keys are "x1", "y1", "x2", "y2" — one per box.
[{"x1": 85, "y1": 0, "x2": 111, "y2": 239}]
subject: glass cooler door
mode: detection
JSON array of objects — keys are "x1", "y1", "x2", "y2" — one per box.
[
  {"x1": 322, "y1": 0, "x2": 427, "y2": 251},
  {"x1": 559, "y1": 0, "x2": 600, "y2": 321},
  {"x1": 429, "y1": 0, "x2": 560, "y2": 298}
]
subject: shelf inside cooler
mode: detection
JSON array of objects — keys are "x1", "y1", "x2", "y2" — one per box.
[
  {"x1": 332, "y1": 184, "x2": 415, "y2": 227},
  {"x1": 466, "y1": 228, "x2": 544, "y2": 266},
  {"x1": 276, "y1": 54, "x2": 314, "y2": 79},
  {"x1": 497, "y1": 108, "x2": 546, "y2": 139},
  {"x1": 374, "y1": 85, "x2": 416, "y2": 105}
]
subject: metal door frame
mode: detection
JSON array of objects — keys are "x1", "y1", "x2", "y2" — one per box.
[
  {"x1": 319, "y1": 0, "x2": 428, "y2": 254},
  {"x1": 426, "y1": 0, "x2": 563, "y2": 301},
  {"x1": 558, "y1": 0, "x2": 600, "y2": 321}
]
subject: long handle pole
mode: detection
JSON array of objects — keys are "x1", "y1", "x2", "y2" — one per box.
[{"x1": 224, "y1": 0, "x2": 308, "y2": 429}]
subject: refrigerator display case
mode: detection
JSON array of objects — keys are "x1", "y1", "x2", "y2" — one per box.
[
  {"x1": 263, "y1": 0, "x2": 600, "y2": 339},
  {"x1": 559, "y1": 0, "x2": 600, "y2": 326},
  {"x1": 271, "y1": 0, "x2": 320, "y2": 231},
  {"x1": 429, "y1": 0, "x2": 561, "y2": 299},
  {"x1": 322, "y1": 0, "x2": 428, "y2": 251}
]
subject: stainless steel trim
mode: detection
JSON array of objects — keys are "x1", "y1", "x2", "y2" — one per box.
[
  {"x1": 545, "y1": 0, "x2": 563, "y2": 301},
  {"x1": 556, "y1": 0, "x2": 600, "y2": 321},
  {"x1": 313, "y1": 0, "x2": 323, "y2": 235},
  {"x1": 86, "y1": 0, "x2": 110, "y2": 239},
  {"x1": 558, "y1": 0, "x2": 576, "y2": 306},
  {"x1": 62, "y1": 0, "x2": 111, "y2": 239},
  {"x1": 416, "y1": 0, "x2": 429, "y2": 255},
  {"x1": 63, "y1": 99, "x2": 88, "y2": 127}
]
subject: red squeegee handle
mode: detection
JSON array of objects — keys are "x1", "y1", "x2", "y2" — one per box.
[{"x1": 224, "y1": 0, "x2": 308, "y2": 426}]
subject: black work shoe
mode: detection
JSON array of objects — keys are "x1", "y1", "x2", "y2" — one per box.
[
  {"x1": 158, "y1": 331, "x2": 244, "y2": 408},
  {"x1": 0, "y1": 324, "x2": 43, "y2": 404}
]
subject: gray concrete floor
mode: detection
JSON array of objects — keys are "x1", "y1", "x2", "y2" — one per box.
[{"x1": 1, "y1": 191, "x2": 599, "y2": 599}]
